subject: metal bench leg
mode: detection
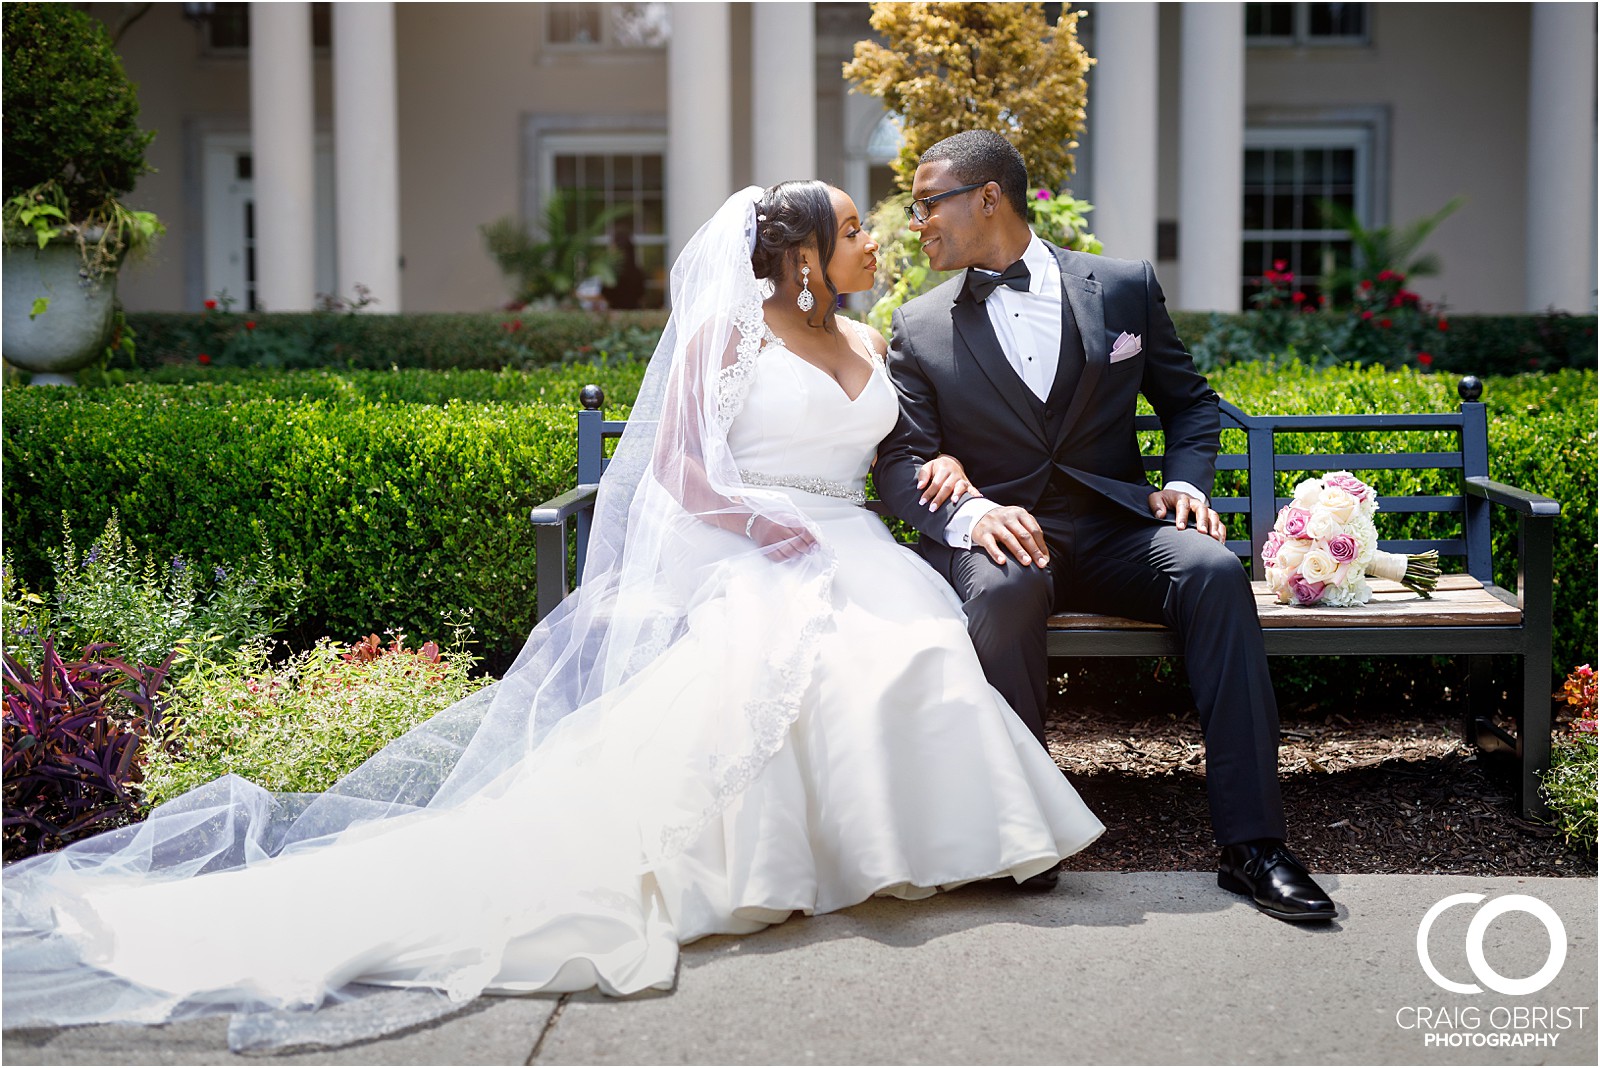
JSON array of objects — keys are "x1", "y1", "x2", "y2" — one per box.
[
  {"x1": 1517, "y1": 511, "x2": 1557, "y2": 820},
  {"x1": 1520, "y1": 651, "x2": 1554, "y2": 820},
  {"x1": 1463, "y1": 655, "x2": 1492, "y2": 747}
]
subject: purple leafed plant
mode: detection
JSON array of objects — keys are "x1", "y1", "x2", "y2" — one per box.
[{"x1": 2, "y1": 638, "x2": 174, "y2": 861}]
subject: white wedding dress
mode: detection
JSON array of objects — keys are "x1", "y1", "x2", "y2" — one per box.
[{"x1": 3, "y1": 318, "x2": 1101, "y2": 1047}]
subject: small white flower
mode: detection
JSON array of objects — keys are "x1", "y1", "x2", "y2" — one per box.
[{"x1": 1352, "y1": 517, "x2": 1379, "y2": 565}]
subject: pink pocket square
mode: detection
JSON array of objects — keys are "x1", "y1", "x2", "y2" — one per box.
[{"x1": 1110, "y1": 332, "x2": 1142, "y2": 363}]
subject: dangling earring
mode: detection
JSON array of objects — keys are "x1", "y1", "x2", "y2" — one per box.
[{"x1": 796, "y1": 264, "x2": 816, "y2": 313}]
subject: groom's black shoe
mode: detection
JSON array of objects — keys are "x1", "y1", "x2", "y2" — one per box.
[{"x1": 1218, "y1": 841, "x2": 1336, "y2": 922}]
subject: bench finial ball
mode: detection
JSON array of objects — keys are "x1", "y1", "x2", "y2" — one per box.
[
  {"x1": 1457, "y1": 375, "x2": 1483, "y2": 403},
  {"x1": 580, "y1": 384, "x2": 605, "y2": 410}
]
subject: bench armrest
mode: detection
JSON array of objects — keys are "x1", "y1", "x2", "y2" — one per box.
[
  {"x1": 530, "y1": 484, "x2": 600, "y2": 525},
  {"x1": 531, "y1": 485, "x2": 600, "y2": 621},
  {"x1": 1464, "y1": 476, "x2": 1561, "y2": 518}
]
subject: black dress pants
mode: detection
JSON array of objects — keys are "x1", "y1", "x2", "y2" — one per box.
[{"x1": 918, "y1": 501, "x2": 1287, "y2": 847}]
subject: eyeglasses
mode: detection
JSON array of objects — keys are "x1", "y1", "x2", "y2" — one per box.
[{"x1": 905, "y1": 182, "x2": 987, "y2": 224}]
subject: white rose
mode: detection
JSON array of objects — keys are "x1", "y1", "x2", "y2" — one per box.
[
  {"x1": 1276, "y1": 541, "x2": 1309, "y2": 571},
  {"x1": 1266, "y1": 564, "x2": 1293, "y2": 601},
  {"x1": 1291, "y1": 479, "x2": 1324, "y2": 511},
  {"x1": 1300, "y1": 547, "x2": 1340, "y2": 583},
  {"x1": 1306, "y1": 510, "x2": 1347, "y2": 540},
  {"x1": 1317, "y1": 487, "x2": 1358, "y2": 525}
]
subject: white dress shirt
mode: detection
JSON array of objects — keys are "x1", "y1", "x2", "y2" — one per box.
[{"x1": 942, "y1": 232, "x2": 1206, "y2": 548}]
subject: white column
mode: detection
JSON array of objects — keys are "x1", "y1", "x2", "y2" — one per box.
[
  {"x1": 752, "y1": 1, "x2": 816, "y2": 188},
  {"x1": 1177, "y1": 3, "x2": 1244, "y2": 311},
  {"x1": 249, "y1": 2, "x2": 317, "y2": 311},
  {"x1": 1090, "y1": 2, "x2": 1159, "y2": 263},
  {"x1": 667, "y1": 2, "x2": 733, "y2": 267},
  {"x1": 333, "y1": 2, "x2": 401, "y2": 311},
  {"x1": 1525, "y1": 3, "x2": 1597, "y2": 313}
]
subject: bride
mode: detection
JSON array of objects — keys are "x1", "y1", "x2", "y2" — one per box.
[{"x1": 2, "y1": 183, "x2": 1102, "y2": 1051}]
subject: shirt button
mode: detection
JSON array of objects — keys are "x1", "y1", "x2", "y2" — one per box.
[{"x1": 1045, "y1": 408, "x2": 1055, "y2": 419}]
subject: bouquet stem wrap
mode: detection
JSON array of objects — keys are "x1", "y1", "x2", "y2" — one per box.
[{"x1": 1367, "y1": 549, "x2": 1442, "y2": 598}]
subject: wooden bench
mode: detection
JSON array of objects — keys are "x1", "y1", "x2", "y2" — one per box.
[{"x1": 532, "y1": 376, "x2": 1561, "y2": 817}]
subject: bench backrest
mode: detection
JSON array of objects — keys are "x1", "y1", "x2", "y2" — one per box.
[{"x1": 568, "y1": 377, "x2": 1493, "y2": 583}]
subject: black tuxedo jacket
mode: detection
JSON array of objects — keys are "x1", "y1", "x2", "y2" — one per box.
[{"x1": 876, "y1": 243, "x2": 1221, "y2": 542}]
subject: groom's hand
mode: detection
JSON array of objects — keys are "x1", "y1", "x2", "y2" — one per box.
[
  {"x1": 1148, "y1": 489, "x2": 1227, "y2": 543},
  {"x1": 972, "y1": 506, "x2": 1050, "y2": 568}
]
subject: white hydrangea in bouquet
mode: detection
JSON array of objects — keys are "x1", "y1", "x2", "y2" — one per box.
[{"x1": 1261, "y1": 471, "x2": 1441, "y2": 607}]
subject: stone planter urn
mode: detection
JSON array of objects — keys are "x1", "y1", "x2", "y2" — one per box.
[{"x1": 2, "y1": 238, "x2": 116, "y2": 385}]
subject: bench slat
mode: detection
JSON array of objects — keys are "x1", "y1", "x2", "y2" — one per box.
[
  {"x1": 1274, "y1": 494, "x2": 1464, "y2": 514},
  {"x1": 1274, "y1": 452, "x2": 1464, "y2": 472},
  {"x1": 1044, "y1": 575, "x2": 1520, "y2": 631}
]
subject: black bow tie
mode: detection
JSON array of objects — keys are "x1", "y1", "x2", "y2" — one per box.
[{"x1": 965, "y1": 258, "x2": 1031, "y2": 302}]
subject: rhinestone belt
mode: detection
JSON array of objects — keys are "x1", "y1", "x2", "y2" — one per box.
[{"x1": 739, "y1": 469, "x2": 867, "y2": 506}]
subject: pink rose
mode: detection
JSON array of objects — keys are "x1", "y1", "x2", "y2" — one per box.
[
  {"x1": 1262, "y1": 531, "x2": 1285, "y2": 565},
  {"x1": 1326, "y1": 534, "x2": 1358, "y2": 563},
  {"x1": 1286, "y1": 572, "x2": 1327, "y2": 606},
  {"x1": 1281, "y1": 507, "x2": 1312, "y2": 539},
  {"x1": 1324, "y1": 473, "x2": 1374, "y2": 503}
]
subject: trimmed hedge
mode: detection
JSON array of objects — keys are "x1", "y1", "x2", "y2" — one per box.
[
  {"x1": 3, "y1": 364, "x2": 646, "y2": 669},
  {"x1": 3, "y1": 363, "x2": 1592, "y2": 681},
  {"x1": 121, "y1": 308, "x2": 1593, "y2": 379},
  {"x1": 1171, "y1": 310, "x2": 1596, "y2": 377},
  {"x1": 122, "y1": 310, "x2": 669, "y2": 371}
]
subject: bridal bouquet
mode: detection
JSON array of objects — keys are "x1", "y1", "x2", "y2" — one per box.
[{"x1": 1261, "y1": 471, "x2": 1441, "y2": 607}]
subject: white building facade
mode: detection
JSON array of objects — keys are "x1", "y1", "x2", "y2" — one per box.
[{"x1": 99, "y1": 2, "x2": 1598, "y2": 316}]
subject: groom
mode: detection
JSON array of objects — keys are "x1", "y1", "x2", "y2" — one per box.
[{"x1": 874, "y1": 130, "x2": 1336, "y2": 923}]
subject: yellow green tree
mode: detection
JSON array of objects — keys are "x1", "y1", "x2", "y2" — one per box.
[{"x1": 844, "y1": 2, "x2": 1093, "y2": 193}]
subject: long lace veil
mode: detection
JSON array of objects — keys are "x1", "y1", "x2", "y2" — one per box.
[{"x1": 2, "y1": 187, "x2": 840, "y2": 1048}]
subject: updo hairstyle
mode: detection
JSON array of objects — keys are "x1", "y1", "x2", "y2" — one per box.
[{"x1": 751, "y1": 180, "x2": 839, "y2": 331}]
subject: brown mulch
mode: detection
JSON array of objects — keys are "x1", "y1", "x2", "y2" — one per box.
[{"x1": 1047, "y1": 701, "x2": 1596, "y2": 877}]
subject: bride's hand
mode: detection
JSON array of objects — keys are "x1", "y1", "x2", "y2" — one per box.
[
  {"x1": 746, "y1": 514, "x2": 819, "y2": 560},
  {"x1": 917, "y1": 454, "x2": 982, "y2": 511}
]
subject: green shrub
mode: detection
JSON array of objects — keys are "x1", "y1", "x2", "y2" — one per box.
[
  {"x1": 2, "y1": 364, "x2": 647, "y2": 668},
  {"x1": 2, "y1": 3, "x2": 154, "y2": 217},
  {"x1": 122, "y1": 308, "x2": 1588, "y2": 381},
  {"x1": 1171, "y1": 310, "x2": 1596, "y2": 377},
  {"x1": 140, "y1": 632, "x2": 491, "y2": 808},
  {"x1": 123, "y1": 309, "x2": 668, "y2": 371},
  {"x1": 2, "y1": 512, "x2": 300, "y2": 675},
  {"x1": 90, "y1": 363, "x2": 649, "y2": 406},
  {"x1": 1542, "y1": 666, "x2": 1597, "y2": 852}
]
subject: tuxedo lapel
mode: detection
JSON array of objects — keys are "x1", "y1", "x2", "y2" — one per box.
[
  {"x1": 951, "y1": 283, "x2": 1050, "y2": 448},
  {"x1": 1054, "y1": 248, "x2": 1107, "y2": 444}
]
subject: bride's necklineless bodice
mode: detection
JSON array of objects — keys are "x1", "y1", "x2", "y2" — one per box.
[
  {"x1": 724, "y1": 318, "x2": 897, "y2": 491},
  {"x1": 760, "y1": 318, "x2": 879, "y2": 405}
]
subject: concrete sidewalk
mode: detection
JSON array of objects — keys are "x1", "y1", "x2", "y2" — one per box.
[{"x1": 5, "y1": 873, "x2": 1595, "y2": 1066}]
